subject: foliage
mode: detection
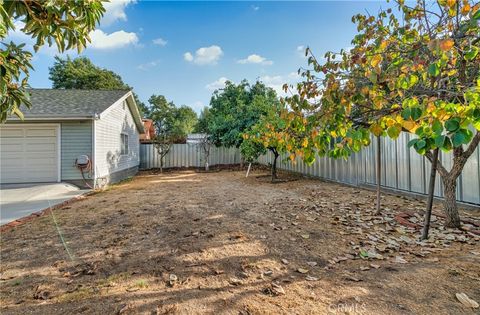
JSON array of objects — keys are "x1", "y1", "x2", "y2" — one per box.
[
  {"x1": 195, "y1": 106, "x2": 211, "y2": 133},
  {"x1": 241, "y1": 100, "x2": 314, "y2": 179},
  {"x1": 148, "y1": 94, "x2": 197, "y2": 170},
  {"x1": 207, "y1": 80, "x2": 278, "y2": 148},
  {"x1": 48, "y1": 56, "x2": 147, "y2": 117},
  {"x1": 49, "y1": 56, "x2": 126, "y2": 90},
  {"x1": 286, "y1": 0, "x2": 480, "y2": 227},
  {"x1": 148, "y1": 95, "x2": 197, "y2": 144},
  {"x1": 172, "y1": 105, "x2": 198, "y2": 140},
  {"x1": 0, "y1": 0, "x2": 105, "y2": 122}
]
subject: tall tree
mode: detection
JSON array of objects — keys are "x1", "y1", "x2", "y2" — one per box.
[
  {"x1": 195, "y1": 106, "x2": 211, "y2": 133},
  {"x1": 286, "y1": 0, "x2": 480, "y2": 228},
  {"x1": 208, "y1": 80, "x2": 278, "y2": 149},
  {"x1": 0, "y1": 0, "x2": 105, "y2": 122},
  {"x1": 148, "y1": 95, "x2": 198, "y2": 171},
  {"x1": 49, "y1": 56, "x2": 126, "y2": 90},
  {"x1": 172, "y1": 105, "x2": 198, "y2": 140},
  {"x1": 48, "y1": 56, "x2": 148, "y2": 117}
]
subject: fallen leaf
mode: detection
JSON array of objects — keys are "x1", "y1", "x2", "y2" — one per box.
[
  {"x1": 456, "y1": 293, "x2": 479, "y2": 308},
  {"x1": 271, "y1": 283, "x2": 285, "y2": 295},
  {"x1": 281, "y1": 259, "x2": 289, "y2": 265},
  {"x1": 301, "y1": 234, "x2": 310, "y2": 239},
  {"x1": 229, "y1": 277, "x2": 243, "y2": 286},
  {"x1": 370, "y1": 264, "x2": 381, "y2": 269},
  {"x1": 297, "y1": 268, "x2": 309, "y2": 274},
  {"x1": 306, "y1": 261, "x2": 317, "y2": 267},
  {"x1": 305, "y1": 276, "x2": 319, "y2": 281},
  {"x1": 394, "y1": 256, "x2": 408, "y2": 264}
]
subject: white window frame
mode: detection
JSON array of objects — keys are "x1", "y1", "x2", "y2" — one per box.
[{"x1": 121, "y1": 133, "x2": 129, "y2": 155}]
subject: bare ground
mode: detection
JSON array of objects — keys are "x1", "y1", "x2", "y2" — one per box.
[{"x1": 0, "y1": 169, "x2": 479, "y2": 315}]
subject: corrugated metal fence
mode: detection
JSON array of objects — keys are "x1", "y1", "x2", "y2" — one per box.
[
  {"x1": 140, "y1": 134, "x2": 480, "y2": 206},
  {"x1": 257, "y1": 133, "x2": 480, "y2": 206},
  {"x1": 140, "y1": 143, "x2": 241, "y2": 169}
]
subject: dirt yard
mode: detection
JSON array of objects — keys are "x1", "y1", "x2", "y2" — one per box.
[{"x1": 1, "y1": 169, "x2": 479, "y2": 314}]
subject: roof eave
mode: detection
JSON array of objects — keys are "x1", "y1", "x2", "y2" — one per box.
[{"x1": 6, "y1": 116, "x2": 95, "y2": 121}]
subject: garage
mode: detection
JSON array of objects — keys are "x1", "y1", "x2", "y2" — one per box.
[{"x1": 0, "y1": 124, "x2": 60, "y2": 184}]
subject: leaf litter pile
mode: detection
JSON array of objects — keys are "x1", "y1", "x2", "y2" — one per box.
[{"x1": 0, "y1": 169, "x2": 479, "y2": 314}]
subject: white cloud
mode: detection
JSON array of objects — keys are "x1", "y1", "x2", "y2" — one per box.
[
  {"x1": 89, "y1": 29, "x2": 138, "y2": 49},
  {"x1": 251, "y1": 5, "x2": 260, "y2": 11},
  {"x1": 102, "y1": 0, "x2": 135, "y2": 26},
  {"x1": 237, "y1": 54, "x2": 273, "y2": 65},
  {"x1": 184, "y1": 52, "x2": 194, "y2": 62},
  {"x1": 152, "y1": 37, "x2": 167, "y2": 46},
  {"x1": 184, "y1": 45, "x2": 223, "y2": 65},
  {"x1": 137, "y1": 60, "x2": 160, "y2": 71},
  {"x1": 206, "y1": 77, "x2": 231, "y2": 91},
  {"x1": 260, "y1": 72, "x2": 300, "y2": 96}
]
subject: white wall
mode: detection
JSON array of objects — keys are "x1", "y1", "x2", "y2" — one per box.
[{"x1": 94, "y1": 98, "x2": 140, "y2": 183}]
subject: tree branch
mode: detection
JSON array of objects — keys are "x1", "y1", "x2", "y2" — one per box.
[
  {"x1": 462, "y1": 131, "x2": 480, "y2": 161},
  {"x1": 425, "y1": 150, "x2": 448, "y2": 177}
]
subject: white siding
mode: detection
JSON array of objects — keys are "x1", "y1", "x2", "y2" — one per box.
[
  {"x1": 94, "y1": 99, "x2": 140, "y2": 182},
  {"x1": 61, "y1": 121, "x2": 92, "y2": 180}
]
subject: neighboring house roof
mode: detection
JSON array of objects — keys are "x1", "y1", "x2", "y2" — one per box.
[
  {"x1": 9, "y1": 89, "x2": 144, "y2": 133},
  {"x1": 140, "y1": 119, "x2": 156, "y2": 141}
]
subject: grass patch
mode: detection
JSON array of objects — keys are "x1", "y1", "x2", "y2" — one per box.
[
  {"x1": 97, "y1": 272, "x2": 131, "y2": 287},
  {"x1": 134, "y1": 279, "x2": 148, "y2": 289}
]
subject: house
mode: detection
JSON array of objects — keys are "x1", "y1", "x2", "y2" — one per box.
[
  {"x1": 139, "y1": 118, "x2": 156, "y2": 143},
  {"x1": 0, "y1": 89, "x2": 144, "y2": 188}
]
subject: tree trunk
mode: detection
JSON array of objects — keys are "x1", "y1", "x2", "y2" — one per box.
[
  {"x1": 271, "y1": 151, "x2": 279, "y2": 182},
  {"x1": 375, "y1": 136, "x2": 381, "y2": 215},
  {"x1": 422, "y1": 148, "x2": 439, "y2": 240},
  {"x1": 442, "y1": 176, "x2": 461, "y2": 228}
]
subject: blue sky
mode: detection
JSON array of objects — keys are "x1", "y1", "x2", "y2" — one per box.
[{"x1": 9, "y1": 1, "x2": 390, "y2": 113}]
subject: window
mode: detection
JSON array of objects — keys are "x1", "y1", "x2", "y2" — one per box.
[{"x1": 121, "y1": 133, "x2": 129, "y2": 155}]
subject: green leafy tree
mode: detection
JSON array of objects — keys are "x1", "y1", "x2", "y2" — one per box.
[
  {"x1": 48, "y1": 56, "x2": 148, "y2": 117},
  {"x1": 286, "y1": 0, "x2": 480, "y2": 228},
  {"x1": 172, "y1": 105, "x2": 198, "y2": 140},
  {"x1": 208, "y1": 80, "x2": 278, "y2": 151},
  {"x1": 195, "y1": 106, "x2": 211, "y2": 133},
  {"x1": 0, "y1": 0, "x2": 105, "y2": 122},
  {"x1": 148, "y1": 95, "x2": 197, "y2": 171},
  {"x1": 241, "y1": 101, "x2": 309, "y2": 181}
]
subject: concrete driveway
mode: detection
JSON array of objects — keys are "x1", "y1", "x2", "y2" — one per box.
[{"x1": 0, "y1": 183, "x2": 90, "y2": 225}]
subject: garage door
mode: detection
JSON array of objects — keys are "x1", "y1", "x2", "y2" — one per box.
[{"x1": 0, "y1": 124, "x2": 59, "y2": 184}]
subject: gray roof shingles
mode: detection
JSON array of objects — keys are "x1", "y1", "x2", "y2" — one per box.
[{"x1": 18, "y1": 89, "x2": 130, "y2": 118}]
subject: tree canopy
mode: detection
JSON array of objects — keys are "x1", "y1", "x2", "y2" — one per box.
[
  {"x1": 148, "y1": 95, "x2": 197, "y2": 144},
  {"x1": 207, "y1": 80, "x2": 279, "y2": 149},
  {"x1": 0, "y1": 0, "x2": 105, "y2": 122},
  {"x1": 49, "y1": 56, "x2": 127, "y2": 90},
  {"x1": 285, "y1": 0, "x2": 480, "y2": 228},
  {"x1": 48, "y1": 56, "x2": 149, "y2": 117}
]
